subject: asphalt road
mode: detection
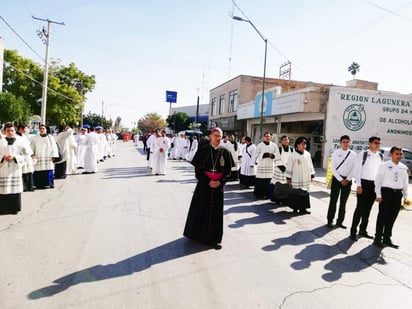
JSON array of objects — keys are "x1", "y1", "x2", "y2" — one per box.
[{"x1": 1, "y1": 141, "x2": 412, "y2": 309}]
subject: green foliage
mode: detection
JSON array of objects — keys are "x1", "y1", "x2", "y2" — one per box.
[
  {"x1": 3, "y1": 50, "x2": 43, "y2": 115},
  {"x1": 0, "y1": 92, "x2": 31, "y2": 125},
  {"x1": 165, "y1": 112, "x2": 191, "y2": 132},
  {"x1": 3, "y1": 49, "x2": 96, "y2": 126},
  {"x1": 137, "y1": 112, "x2": 167, "y2": 133},
  {"x1": 82, "y1": 112, "x2": 112, "y2": 129}
]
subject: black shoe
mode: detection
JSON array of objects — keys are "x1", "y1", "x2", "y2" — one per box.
[
  {"x1": 358, "y1": 232, "x2": 373, "y2": 239},
  {"x1": 373, "y1": 240, "x2": 383, "y2": 248},
  {"x1": 335, "y1": 224, "x2": 347, "y2": 229},
  {"x1": 383, "y1": 240, "x2": 399, "y2": 249},
  {"x1": 300, "y1": 210, "x2": 311, "y2": 215},
  {"x1": 349, "y1": 234, "x2": 357, "y2": 241},
  {"x1": 327, "y1": 222, "x2": 334, "y2": 228}
]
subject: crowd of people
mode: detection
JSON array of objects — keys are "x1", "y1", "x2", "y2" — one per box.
[
  {"x1": 0, "y1": 122, "x2": 118, "y2": 215},
  {"x1": 138, "y1": 129, "x2": 407, "y2": 250},
  {"x1": 3, "y1": 124, "x2": 409, "y2": 252}
]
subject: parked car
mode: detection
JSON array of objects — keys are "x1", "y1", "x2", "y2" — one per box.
[{"x1": 379, "y1": 147, "x2": 412, "y2": 177}]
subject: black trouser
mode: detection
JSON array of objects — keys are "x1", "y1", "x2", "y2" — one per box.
[
  {"x1": 327, "y1": 176, "x2": 352, "y2": 224},
  {"x1": 375, "y1": 187, "x2": 402, "y2": 242},
  {"x1": 146, "y1": 148, "x2": 151, "y2": 161},
  {"x1": 22, "y1": 172, "x2": 34, "y2": 191},
  {"x1": 350, "y1": 179, "x2": 376, "y2": 235}
]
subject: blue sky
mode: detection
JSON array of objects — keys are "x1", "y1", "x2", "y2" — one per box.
[{"x1": 2, "y1": 0, "x2": 412, "y2": 128}]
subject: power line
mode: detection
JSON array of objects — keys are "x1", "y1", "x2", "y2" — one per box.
[
  {"x1": 5, "y1": 61, "x2": 80, "y2": 103},
  {"x1": 362, "y1": 0, "x2": 412, "y2": 23},
  {"x1": 0, "y1": 15, "x2": 44, "y2": 61}
]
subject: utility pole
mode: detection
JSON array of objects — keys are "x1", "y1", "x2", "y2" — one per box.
[
  {"x1": 101, "y1": 101, "x2": 104, "y2": 126},
  {"x1": 75, "y1": 81, "x2": 84, "y2": 128},
  {"x1": 32, "y1": 16, "x2": 64, "y2": 124}
]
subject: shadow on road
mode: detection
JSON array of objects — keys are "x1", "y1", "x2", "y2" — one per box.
[
  {"x1": 225, "y1": 202, "x2": 295, "y2": 227},
  {"x1": 262, "y1": 225, "x2": 334, "y2": 251},
  {"x1": 27, "y1": 237, "x2": 209, "y2": 299},
  {"x1": 101, "y1": 166, "x2": 152, "y2": 179},
  {"x1": 322, "y1": 245, "x2": 385, "y2": 282},
  {"x1": 291, "y1": 237, "x2": 356, "y2": 270}
]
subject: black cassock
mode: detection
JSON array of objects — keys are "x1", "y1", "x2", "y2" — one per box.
[{"x1": 183, "y1": 143, "x2": 233, "y2": 246}]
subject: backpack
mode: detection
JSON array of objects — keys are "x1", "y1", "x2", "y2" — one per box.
[{"x1": 362, "y1": 150, "x2": 383, "y2": 166}]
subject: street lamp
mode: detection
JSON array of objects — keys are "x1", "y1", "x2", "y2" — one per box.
[{"x1": 232, "y1": 15, "x2": 267, "y2": 140}]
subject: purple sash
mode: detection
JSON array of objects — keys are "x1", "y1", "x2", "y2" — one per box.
[{"x1": 204, "y1": 171, "x2": 224, "y2": 181}]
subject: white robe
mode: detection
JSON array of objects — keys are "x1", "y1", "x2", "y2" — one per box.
[
  {"x1": 240, "y1": 143, "x2": 256, "y2": 176},
  {"x1": 18, "y1": 134, "x2": 34, "y2": 174},
  {"x1": 83, "y1": 132, "x2": 99, "y2": 173},
  {"x1": 55, "y1": 129, "x2": 78, "y2": 174},
  {"x1": 146, "y1": 134, "x2": 157, "y2": 168},
  {"x1": 254, "y1": 141, "x2": 280, "y2": 179},
  {"x1": 30, "y1": 134, "x2": 59, "y2": 172},
  {"x1": 0, "y1": 136, "x2": 30, "y2": 194},
  {"x1": 152, "y1": 136, "x2": 171, "y2": 175},
  {"x1": 271, "y1": 145, "x2": 294, "y2": 184},
  {"x1": 186, "y1": 139, "x2": 198, "y2": 161},
  {"x1": 75, "y1": 133, "x2": 87, "y2": 168},
  {"x1": 285, "y1": 150, "x2": 315, "y2": 190},
  {"x1": 220, "y1": 141, "x2": 240, "y2": 171}
]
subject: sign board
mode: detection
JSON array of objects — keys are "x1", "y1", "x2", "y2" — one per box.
[
  {"x1": 254, "y1": 91, "x2": 272, "y2": 117},
  {"x1": 324, "y1": 86, "x2": 412, "y2": 167},
  {"x1": 272, "y1": 93, "x2": 305, "y2": 115},
  {"x1": 166, "y1": 90, "x2": 177, "y2": 103}
]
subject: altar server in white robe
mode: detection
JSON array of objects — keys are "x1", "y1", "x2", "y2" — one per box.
[
  {"x1": 152, "y1": 130, "x2": 171, "y2": 175},
  {"x1": 0, "y1": 123, "x2": 31, "y2": 214},
  {"x1": 239, "y1": 136, "x2": 256, "y2": 188},
  {"x1": 253, "y1": 132, "x2": 280, "y2": 199},
  {"x1": 30, "y1": 124, "x2": 59, "y2": 189},
  {"x1": 83, "y1": 127, "x2": 99, "y2": 174}
]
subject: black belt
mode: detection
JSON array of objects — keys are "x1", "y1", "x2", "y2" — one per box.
[
  {"x1": 361, "y1": 179, "x2": 374, "y2": 184},
  {"x1": 382, "y1": 187, "x2": 403, "y2": 193}
]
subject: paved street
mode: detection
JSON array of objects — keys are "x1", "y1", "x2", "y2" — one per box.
[{"x1": 1, "y1": 141, "x2": 412, "y2": 309}]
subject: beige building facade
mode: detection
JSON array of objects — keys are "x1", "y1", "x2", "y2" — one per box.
[{"x1": 209, "y1": 75, "x2": 412, "y2": 167}]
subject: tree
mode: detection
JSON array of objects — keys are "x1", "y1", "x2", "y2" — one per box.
[
  {"x1": 0, "y1": 92, "x2": 31, "y2": 125},
  {"x1": 82, "y1": 112, "x2": 112, "y2": 129},
  {"x1": 348, "y1": 62, "x2": 360, "y2": 79},
  {"x1": 3, "y1": 49, "x2": 96, "y2": 126},
  {"x1": 2, "y1": 50, "x2": 43, "y2": 116},
  {"x1": 166, "y1": 112, "x2": 191, "y2": 132},
  {"x1": 114, "y1": 116, "x2": 122, "y2": 128},
  {"x1": 137, "y1": 113, "x2": 167, "y2": 133}
]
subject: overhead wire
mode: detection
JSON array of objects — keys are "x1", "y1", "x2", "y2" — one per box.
[
  {"x1": 0, "y1": 15, "x2": 86, "y2": 106},
  {"x1": 5, "y1": 62, "x2": 81, "y2": 103},
  {"x1": 0, "y1": 15, "x2": 44, "y2": 61}
]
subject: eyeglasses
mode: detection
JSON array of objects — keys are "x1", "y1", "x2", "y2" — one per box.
[{"x1": 373, "y1": 142, "x2": 381, "y2": 145}]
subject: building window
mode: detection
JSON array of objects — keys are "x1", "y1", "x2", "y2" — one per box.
[
  {"x1": 211, "y1": 97, "x2": 217, "y2": 116},
  {"x1": 219, "y1": 95, "x2": 225, "y2": 114},
  {"x1": 229, "y1": 89, "x2": 238, "y2": 112}
]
